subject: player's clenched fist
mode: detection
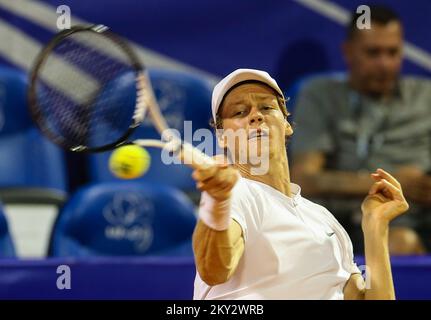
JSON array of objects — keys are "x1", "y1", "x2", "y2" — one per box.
[{"x1": 192, "y1": 164, "x2": 240, "y2": 202}]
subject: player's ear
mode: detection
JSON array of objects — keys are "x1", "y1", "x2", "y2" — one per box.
[
  {"x1": 216, "y1": 128, "x2": 227, "y2": 148},
  {"x1": 285, "y1": 117, "x2": 293, "y2": 137}
]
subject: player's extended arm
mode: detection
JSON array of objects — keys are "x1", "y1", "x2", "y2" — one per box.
[
  {"x1": 191, "y1": 162, "x2": 244, "y2": 286},
  {"x1": 193, "y1": 219, "x2": 244, "y2": 286}
]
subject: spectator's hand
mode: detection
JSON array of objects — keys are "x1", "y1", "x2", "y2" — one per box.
[
  {"x1": 192, "y1": 164, "x2": 239, "y2": 202},
  {"x1": 361, "y1": 168, "x2": 409, "y2": 231}
]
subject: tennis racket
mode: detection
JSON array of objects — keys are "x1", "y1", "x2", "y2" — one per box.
[{"x1": 28, "y1": 24, "x2": 215, "y2": 169}]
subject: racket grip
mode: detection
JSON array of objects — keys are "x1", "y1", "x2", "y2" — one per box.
[{"x1": 180, "y1": 142, "x2": 216, "y2": 170}]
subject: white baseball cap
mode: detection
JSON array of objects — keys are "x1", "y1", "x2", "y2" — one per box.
[{"x1": 211, "y1": 68, "x2": 284, "y2": 122}]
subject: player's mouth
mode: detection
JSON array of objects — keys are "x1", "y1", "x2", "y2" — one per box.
[{"x1": 248, "y1": 128, "x2": 269, "y2": 140}]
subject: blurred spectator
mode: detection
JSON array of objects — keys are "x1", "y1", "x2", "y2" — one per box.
[{"x1": 291, "y1": 5, "x2": 431, "y2": 255}]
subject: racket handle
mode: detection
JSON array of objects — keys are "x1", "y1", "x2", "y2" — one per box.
[
  {"x1": 134, "y1": 138, "x2": 216, "y2": 170},
  {"x1": 180, "y1": 142, "x2": 216, "y2": 170}
]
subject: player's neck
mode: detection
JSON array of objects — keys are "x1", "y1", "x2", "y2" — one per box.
[{"x1": 235, "y1": 153, "x2": 292, "y2": 198}]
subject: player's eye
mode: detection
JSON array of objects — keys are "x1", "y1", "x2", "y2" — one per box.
[
  {"x1": 230, "y1": 106, "x2": 248, "y2": 117},
  {"x1": 261, "y1": 105, "x2": 274, "y2": 111}
]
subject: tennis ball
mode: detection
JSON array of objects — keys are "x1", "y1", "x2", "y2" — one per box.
[{"x1": 109, "y1": 145, "x2": 151, "y2": 179}]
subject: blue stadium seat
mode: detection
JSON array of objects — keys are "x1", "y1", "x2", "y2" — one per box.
[
  {"x1": 0, "y1": 66, "x2": 32, "y2": 134},
  {"x1": 87, "y1": 68, "x2": 214, "y2": 192},
  {"x1": 0, "y1": 202, "x2": 15, "y2": 258},
  {"x1": 49, "y1": 182, "x2": 197, "y2": 257},
  {"x1": 0, "y1": 66, "x2": 67, "y2": 204}
]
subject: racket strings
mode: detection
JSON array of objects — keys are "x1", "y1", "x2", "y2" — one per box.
[{"x1": 32, "y1": 30, "x2": 139, "y2": 150}]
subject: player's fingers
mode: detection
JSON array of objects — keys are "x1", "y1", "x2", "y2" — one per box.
[
  {"x1": 196, "y1": 181, "x2": 233, "y2": 202},
  {"x1": 376, "y1": 168, "x2": 402, "y2": 189},
  {"x1": 369, "y1": 181, "x2": 392, "y2": 200},
  {"x1": 196, "y1": 181, "x2": 222, "y2": 192},
  {"x1": 196, "y1": 170, "x2": 238, "y2": 195},
  {"x1": 368, "y1": 181, "x2": 383, "y2": 195},
  {"x1": 371, "y1": 173, "x2": 382, "y2": 181},
  {"x1": 196, "y1": 181, "x2": 213, "y2": 192},
  {"x1": 192, "y1": 165, "x2": 219, "y2": 182},
  {"x1": 209, "y1": 186, "x2": 234, "y2": 200},
  {"x1": 217, "y1": 167, "x2": 239, "y2": 182},
  {"x1": 380, "y1": 178, "x2": 404, "y2": 200},
  {"x1": 197, "y1": 176, "x2": 230, "y2": 192}
]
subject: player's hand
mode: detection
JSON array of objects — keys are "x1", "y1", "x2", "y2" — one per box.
[
  {"x1": 192, "y1": 164, "x2": 240, "y2": 202},
  {"x1": 361, "y1": 168, "x2": 409, "y2": 231}
]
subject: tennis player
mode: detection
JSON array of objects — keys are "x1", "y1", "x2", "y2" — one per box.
[{"x1": 192, "y1": 69, "x2": 409, "y2": 299}]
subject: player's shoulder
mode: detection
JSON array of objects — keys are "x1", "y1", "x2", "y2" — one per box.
[
  {"x1": 300, "y1": 196, "x2": 335, "y2": 217},
  {"x1": 232, "y1": 176, "x2": 257, "y2": 197},
  {"x1": 229, "y1": 176, "x2": 269, "y2": 210}
]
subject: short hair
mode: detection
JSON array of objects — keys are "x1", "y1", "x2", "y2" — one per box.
[{"x1": 346, "y1": 4, "x2": 401, "y2": 40}]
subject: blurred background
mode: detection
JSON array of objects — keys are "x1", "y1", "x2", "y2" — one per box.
[{"x1": 0, "y1": 0, "x2": 430, "y2": 299}]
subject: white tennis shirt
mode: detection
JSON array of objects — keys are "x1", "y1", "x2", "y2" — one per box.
[{"x1": 194, "y1": 177, "x2": 361, "y2": 300}]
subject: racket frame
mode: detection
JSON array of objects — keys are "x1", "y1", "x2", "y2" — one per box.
[
  {"x1": 28, "y1": 24, "x2": 215, "y2": 168},
  {"x1": 28, "y1": 24, "x2": 144, "y2": 153}
]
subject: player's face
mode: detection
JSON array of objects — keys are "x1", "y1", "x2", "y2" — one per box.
[
  {"x1": 218, "y1": 83, "x2": 292, "y2": 166},
  {"x1": 343, "y1": 21, "x2": 403, "y2": 96}
]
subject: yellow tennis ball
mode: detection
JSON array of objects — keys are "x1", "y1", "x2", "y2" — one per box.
[{"x1": 109, "y1": 145, "x2": 151, "y2": 179}]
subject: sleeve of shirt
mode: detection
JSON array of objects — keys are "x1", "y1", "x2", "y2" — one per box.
[
  {"x1": 229, "y1": 181, "x2": 250, "y2": 242},
  {"x1": 348, "y1": 261, "x2": 362, "y2": 275},
  {"x1": 228, "y1": 179, "x2": 262, "y2": 243},
  {"x1": 290, "y1": 78, "x2": 335, "y2": 155}
]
